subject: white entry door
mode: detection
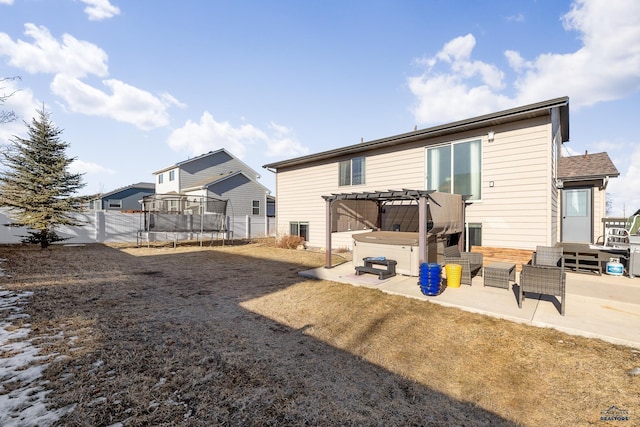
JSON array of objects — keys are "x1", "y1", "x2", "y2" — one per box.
[{"x1": 562, "y1": 188, "x2": 592, "y2": 243}]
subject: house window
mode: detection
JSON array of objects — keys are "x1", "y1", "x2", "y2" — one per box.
[
  {"x1": 252, "y1": 200, "x2": 260, "y2": 215},
  {"x1": 158, "y1": 174, "x2": 164, "y2": 184},
  {"x1": 467, "y1": 223, "x2": 482, "y2": 248},
  {"x1": 426, "y1": 139, "x2": 481, "y2": 200},
  {"x1": 339, "y1": 156, "x2": 365, "y2": 186},
  {"x1": 290, "y1": 221, "x2": 309, "y2": 241},
  {"x1": 108, "y1": 199, "x2": 122, "y2": 209},
  {"x1": 169, "y1": 170, "x2": 175, "y2": 181}
]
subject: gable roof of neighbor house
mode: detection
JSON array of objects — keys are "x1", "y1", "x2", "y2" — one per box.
[
  {"x1": 153, "y1": 148, "x2": 261, "y2": 179},
  {"x1": 100, "y1": 182, "x2": 155, "y2": 198},
  {"x1": 182, "y1": 170, "x2": 269, "y2": 193},
  {"x1": 558, "y1": 152, "x2": 619, "y2": 181},
  {"x1": 263, "y1": 97, "x2": 570, "y2": 170}
]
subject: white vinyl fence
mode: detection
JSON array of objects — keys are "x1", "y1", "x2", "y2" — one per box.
[{"x1": 0, "y1": 209, "x2": 276, "y2": 244}]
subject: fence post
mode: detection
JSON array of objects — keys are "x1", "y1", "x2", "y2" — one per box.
[
  {"x1": 95, "y1": 210, "x2": 105, "y2": 242},
  {"x1": 245, "y1": 215, "x2": 251, "y2": 239}
]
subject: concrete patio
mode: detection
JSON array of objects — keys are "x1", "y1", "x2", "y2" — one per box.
[{"x1": 300, "y1": 261, "x2": 640, "y2": 349}]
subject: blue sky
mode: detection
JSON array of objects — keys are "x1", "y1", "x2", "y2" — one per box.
[{"x1": 0, "y1": 0, "x2": 639, "y2": 216}]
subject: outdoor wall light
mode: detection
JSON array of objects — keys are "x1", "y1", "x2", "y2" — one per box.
[
  {"x1": 489, "y1": 181, "x2": 495, "y2": 187},
  {"x1": 487, "y1": 131, "x2": 495, "y2": 143}
]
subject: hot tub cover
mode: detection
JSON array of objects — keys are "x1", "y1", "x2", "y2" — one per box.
[{"x1": 352, "y1": 231, "x2": 421, "y2": 246}]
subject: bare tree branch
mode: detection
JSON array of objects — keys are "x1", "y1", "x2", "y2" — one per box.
[{"x1": 1, "y1": 76, "x2": 21, "y2": 125}]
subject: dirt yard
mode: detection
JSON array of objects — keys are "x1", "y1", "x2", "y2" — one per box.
[{"x1": 0, "y1": 241, "x2": 638, "y2": 426}]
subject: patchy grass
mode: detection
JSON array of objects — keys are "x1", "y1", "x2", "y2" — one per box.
[{"x1": 1, "y1": 243, "x2": 639, "y2": 426}]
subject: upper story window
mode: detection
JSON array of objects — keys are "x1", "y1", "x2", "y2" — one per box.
[
  {"x1": 339, "y1": 156, "x2": 365, "y2": 186},
  {"x1": 169, "y1": 170, "x2": 175, "y2": 181},
  {"x1": 158, "y1": 173, "x2": 164, "y2": 184},
  {"x1": 252, "y1": 200, "x2": 260, "y2": 215},
  {"x1": 426, "y1": 139, "x2": 482, "y2": 201}
]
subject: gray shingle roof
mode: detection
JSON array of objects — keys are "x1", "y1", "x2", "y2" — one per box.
[{"x1": 558, "y1": 151, "x2": 619, "y2": 180}]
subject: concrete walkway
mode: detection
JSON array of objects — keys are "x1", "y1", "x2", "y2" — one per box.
[{"x1": 300, "y1": 261, "x2": 640, "y2": 349}]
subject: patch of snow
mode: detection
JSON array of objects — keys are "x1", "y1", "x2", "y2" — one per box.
[
  {"x1": 628, "y1": 367, "x2": 640, "y2": 376},
  {"x1": 153, "y1": 377, "x2": 167, "y2": 388},
  {"x1": 0, "y1": 286, "x2": 75, "y2": 426}
]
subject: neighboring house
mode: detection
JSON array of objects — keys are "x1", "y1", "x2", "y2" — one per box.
[
  {"x1": 263, "y1": 97, "x2": 619, "y2": 251},
  {"x1": 557, "y1": 151, "x2": 619, "y2": 243},
  {"x1": 89, "y1": 182, "x2": 155, "y2": 211},
  {"x1": 266, "y1": 194, "x2": 276, "y2": 217},
  {"x1": 152, "y1": 149, "x2": 272, "y2": 219}
]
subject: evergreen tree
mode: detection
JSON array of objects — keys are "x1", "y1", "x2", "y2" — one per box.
[{"x1": 0, "y1": 108, "x2": 87, "y2": 248}]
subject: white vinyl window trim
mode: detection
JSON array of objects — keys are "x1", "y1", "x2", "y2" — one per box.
[
  {"x1": 339, "y1": 156, "x2": 365, "y2": 186},
  {"x1": 426, "y1": 139, "x2": 481, "y2": 201}
]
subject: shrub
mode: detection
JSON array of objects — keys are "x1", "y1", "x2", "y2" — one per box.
[{"x1": 275, "y1": 234, "x2": 305, "y2": 249}]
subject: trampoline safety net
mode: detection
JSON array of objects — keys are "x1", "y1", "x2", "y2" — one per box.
[{"x1": 138, "y1": 194, "x2": 228, "y2": 246}]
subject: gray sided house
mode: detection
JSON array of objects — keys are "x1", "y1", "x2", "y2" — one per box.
[
  {"x1": 263, "y1": 97, "x2": 619, "y2": 251},
  {"x1": 90, "y1": 182, "x2": 155, "y2": 211},
  {"x1": 152, "y1": 148, "x2": 272, "y2": 219}
]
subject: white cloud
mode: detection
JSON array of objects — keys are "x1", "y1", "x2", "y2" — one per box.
[
  {"x1": 168, "y1": 112, "x2": 268, "y2": 158},
  {"x1": 408, "y1": 34, "x2": 511, "y2": 124},
  {"x1": 606, "y1": 145, "x2": 640, "y2": 217},
  {"x1": 168, "y1": 113, "x2": 308, "y2": 159},
  {"x1": 69, "y1": 159, "x2": 116, "y2": 175},
  {"x1": 0, "y1": 79, "x2": 43, "y2": 143},
  {"x1": 593, "y1": 138, "x2": 640, "y2": 217},
  {"x1": 161, "y1": 92, "x2": 187, "y2": 109},
  {"x1": 506, "y1": 13, "x2": 525, "y2": 23},
  {"x1": 50, "y1": 74, "x2": 177, "y2": 130},
  {"x1": 504, "y1": 50, "x2": 531, "y2": 73},
  {"x1": 80, "y1": 0, "x2": 121, "y2": 21},
  {"x1": 265, "y1": 122, "x2": 308, "y2": 158},
  {"x1": 408, "y1": 0, "x2": 640, "y2": 124},
  {"x1": 0, "y1": 24, "x2": 108, "y2": 78},
  {"x1": 0, "y1": 24, "x2": 179, "y2": 130},
  {"x1": 0, "y1": 0, "x2": 14, "y2": 5}
]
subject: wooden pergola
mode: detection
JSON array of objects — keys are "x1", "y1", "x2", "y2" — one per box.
[{"x1": 322, "y1": 189, "x2": 466, "y2": 269}]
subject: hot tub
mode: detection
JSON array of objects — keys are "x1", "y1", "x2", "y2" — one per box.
[{"x1": 353, "y1": 231, "x2": 437, "y2": 276}]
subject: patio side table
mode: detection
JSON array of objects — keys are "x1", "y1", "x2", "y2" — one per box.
[{"x1": 484, "y1": 262, "x2": 516, "y2": 289}]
